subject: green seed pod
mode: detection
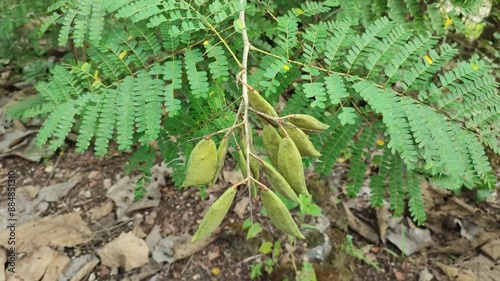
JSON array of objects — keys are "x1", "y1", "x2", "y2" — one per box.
[
  {"x1": 237, "y1": 148, "x2": 249, "y2": 178},
  {"x1": 250, "y1": 181, "x2": 257, "y2": 198},
  {"x1": 278, "y1": 137, "x2": 310, "y2": 196},
  {"x1": 280, "y1": 126, "x2": 321, "y2": 157},
  {"x1": 237, "y1": 150, "x2": 257, "y2": 197},
  {"x1": 183, "y1": 138, "x2": 218, "y2": 187},
  {"x1": 261, "y1": 188, "x2": 304, "y2": 239},
  {"x1": 248, "y1": 90, "x2": 278, "y2": 118},
  {"x1": 240, "y1": 141, "x2": 260, "y2": 180},
  {"x1": 258, "y1": 157, "x2": 299, "y2": 203},
  {"x1": 192, "y1": 187, "x2": 237, "y2": 241},
  {"x1": 209, "y1": 137, "x2": 229, "y2": 188},
  {"x1": 263, "y1": 124, "x2": 282, "y2": 167},
  {"x1": 288, "y1": 114, "x2": 329, "y2": 132}
]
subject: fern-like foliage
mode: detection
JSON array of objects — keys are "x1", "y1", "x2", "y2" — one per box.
[{"x1": 7, "y1": 0, "x2": 498, "y2": 225}]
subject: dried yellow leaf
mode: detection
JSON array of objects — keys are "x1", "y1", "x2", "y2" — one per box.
[
  {"x1": 119, "y1": 51, "x2": 127, "y2": 60},
  {"x1": 424, "y1": 55, "x2": 433, "y2": 65},
  {"x1": 445, "y1": 17, "x2": 453, "y2": 28}
]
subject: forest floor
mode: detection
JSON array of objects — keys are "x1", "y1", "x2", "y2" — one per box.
[{"x1": 0, "y1": 76, "x2": 499, "y2": 281}]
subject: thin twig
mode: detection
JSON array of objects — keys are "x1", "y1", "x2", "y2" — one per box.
[
  {"x1": 181, "y1": 255, "x2": 194, "y2": 276},
  {"x1": 247, "y1": 107, "x2": 325, "y2": 134},
  {"x1": 236, "y1": 253, "x2": 263, "y2": 265},
  {"x1": 44, "y1": 150, "x2": 64, "y2": 187},
  {"x1": 239, "y1": 0, "x2": 253, "y2": 223},
  {"x1": 92, "y1": 217, "x2": 134, "y2": 234},
  {"x1": 226, "y1": 100, "x2": 245, "y2": 137}
]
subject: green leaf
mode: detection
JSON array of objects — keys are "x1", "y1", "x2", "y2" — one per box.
[
  {"x1": 250, "y1": 264, "x2": 262, "y2": 279},
  {"x1": 234, "y1": 18, "x2": 244, "y2": 32},
  {"x1": 338, "y1": 107, "x2": 356, "y2": 125},
  {"x1": 306, "y1": 204, "x2": 322, "y2": 217},
  {"x1": 259, "y1": 241, "x2": 273, "y2": 254},
  {"x1": 297, "y1": 262, "x2": 317, "y2": 281},
  {"x1": 242, "y1": 218, "x2": 252, "y2": 230},
  {"x1": 272, "y1": 241, "x2": 281, "y2": 259},
  {"x1": 246, "y1": 223, "x2": 263, "y2": 239}
]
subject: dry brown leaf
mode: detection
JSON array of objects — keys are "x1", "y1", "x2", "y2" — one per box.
[
  {"x1": 7, "y1": 246, "x2": 58, "y2": 281},
  {"x1": 342, "y1": 201, "x2": 379, "y2": 244},
  {"x1": 106, "y1": 171, "x2": 161, "y2": 220},
  {"x1": 386, "y1": 222, "x2": 433, "y2": 256},
  {"x1": 480, "y1": 239, "x2": 500, "y2": 260},
  {"x1": 41, "y1": 253, "x2": 71, "y2": 281},
  {"x1": 152, "y1": 234, "x2": 218, "y2": 264},
  {"x1": 222, "y1": 170, "x2": 243, "y2": 185},
  {"x1": 436, "y1": 262, "x2": 477, "y2": 281},
  {"x1": 0, "y1": 213, "x2": 92, "y2": 253},
  {"x1": 436, "y1": 231, "x2": 500, "y2": 255},
  {"x1": 173, "y1": 234, "x2": 218, "y2": 261},
  {"x1": 87, "y1": 200, "x2": 114, "y2": 221},
  {"x1": 96, "y1": 232, "x2": 149, "y2": 271},
  {"x1": 0, "y1": 130, "x2": 35, "y2": 154},
  {"x1": 233, "y1": 197, "x2": 250, "y2": 219},
  {"x1": 458, "y1": 254, "x2": 500, "y2": 281},
  {"x1": 376, "y1": 204, "x2": 389, "y2": 244},
  {"x1": 145, "y1": 225, "x2": 162, "y2": 251},
  {"x1": 0, "y1": 248, "x2": 6, "y2": 281}
]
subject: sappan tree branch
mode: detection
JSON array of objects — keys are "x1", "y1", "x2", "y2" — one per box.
[{"x1": 238, "y1": 0, "x2": 254, "y2": 218}]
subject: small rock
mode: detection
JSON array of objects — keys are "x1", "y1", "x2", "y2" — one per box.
[
  {"x1": 84, "y1": 190, "x2": 92, "y2": 198},
  {"x1": 145, "y1": 215, "x2": 156, "y2": 225},
  {"x1": 88, "y1": 171, "x2": 100, "y2": 179},
  {"x1": 193, "y1": 273, "x2": 201, "y2": 280},
  {"x1": 103, "y1": 179, "x2": 112, "y2": 189},
  {"x1": 45, "y1": 165, "x2": 54, "y2": 173},
  {"x1": 20, "y1": 185, "x2": 40, "y2": 200},
  {"x1": 78, "y1": 189, "x2": 92, "y2": 198},
  {"x1": 88, "y1": 273, "x2": 96, "y2": 281},
  {"x1": 34, "y1": 167, "x2": 44, "y2": 177},
  {"x1": 162, "y1": 223, "x2": 176, "y2": 235},
  {"x1": 394, "y1": 271, "x2": 405, "y2": 281},
  {"x1": 208, "y1": 246, "x2": 220, "y2": 261},
  {"x1": 419, "y1": 268, "x2": 434, "y2": 281},
  {"x1": 173, "y1": 271, "x2": 182, "y2": 279},
  {"x1": 54, "y1": 172, "x2": 64, "y2": 178}
]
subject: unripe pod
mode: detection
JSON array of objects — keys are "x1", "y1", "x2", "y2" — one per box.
[
  {"x1": 263, "y1": 124, "x2": 282, "y2": 167},
  {"x1": 278, "y1": 137, "x2": 310, "y2": 196},
  {"x1": 209, "y1": 136, "x2": 229, "y2": 188},
  {"x1": 183, "y1": 138, "x2": 218, "y2": 187},
  {"x1": 248, "y1": 90, "x2": 278, "y2": 118},
  {"x1": 261, "y1": 188, "x2": 304, "y2": 239},
  {"x1": 240, "y1": 141, "x2": 260, "y2": 180},
  {"x1": 192, "y1": 187, "x2": 237, "y2": 241},
  {"x1": 257, "y1": 157, "x2": 299, "y2": 203},
  {"x1": 280, "y1": 126, "x2": 321, "y2": 157},
  {"x1": 288, "y1": 114, "x2": 329, "y2": 132}
]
